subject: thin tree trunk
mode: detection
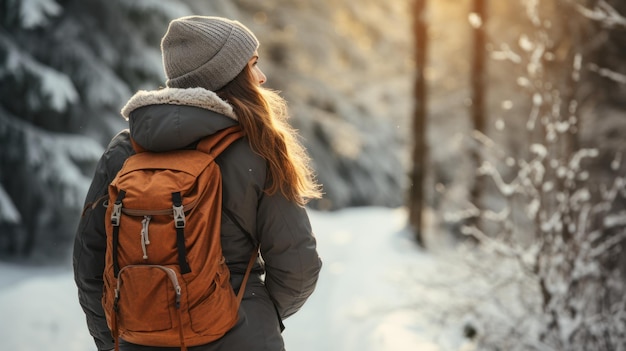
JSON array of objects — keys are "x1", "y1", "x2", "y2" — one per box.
[
  {"x1": 408, "y1": 0, "x2": 429, "y2": 247},
  {"x1": 469, "y1": 0, "x2": 487, "y2": 226}
]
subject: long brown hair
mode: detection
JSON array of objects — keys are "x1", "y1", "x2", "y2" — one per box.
[{"x1": 217, "y1": 66, "x2": 322, "y2": 206}]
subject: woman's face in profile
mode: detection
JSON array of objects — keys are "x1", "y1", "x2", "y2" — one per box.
[{"x1": 248, "y1": 50, "x2": 267, "y2": 86}]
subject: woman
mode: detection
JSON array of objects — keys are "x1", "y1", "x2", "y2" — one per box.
[{"x1": 73, "y1": 16, "x2": 323, "y2": 351}]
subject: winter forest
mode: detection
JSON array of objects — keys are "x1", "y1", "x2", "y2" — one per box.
[{"x1": 1, "y1": 0, "x2": 626, "y2": 350}]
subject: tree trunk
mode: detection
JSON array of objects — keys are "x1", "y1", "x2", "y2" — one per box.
[
  {"x1": 469, "y1": 0, "x2": 487, "y2": 227},
  {"x1": 408, "y1": 0, "x2": 429, "y2": 247}
]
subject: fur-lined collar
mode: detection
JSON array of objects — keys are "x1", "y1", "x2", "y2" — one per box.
[{"x1": 120, "y1": 87, "x2": 237, "y2": 120}]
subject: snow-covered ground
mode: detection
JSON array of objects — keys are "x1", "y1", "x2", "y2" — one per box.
[{"x1": 0, "y1": 207, "x2": 466, "y2": 351}]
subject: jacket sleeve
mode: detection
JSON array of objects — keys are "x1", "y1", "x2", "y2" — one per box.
[
  {"x1": 256, "y1": 192, "x2": 322, "y2": 319},
  {"x1": 73, "y1": 131, "x2": 132, "y2": 351}
]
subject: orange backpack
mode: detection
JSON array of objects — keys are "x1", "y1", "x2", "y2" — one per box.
[{"x1": 102, "y1": 126, "x2": 256, "y2": 351}]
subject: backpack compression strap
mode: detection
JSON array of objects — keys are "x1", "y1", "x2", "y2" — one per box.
[
  {"x1": 172, "y1": 191, "x2": 192, "y2": 274},
  {"x1": 111, "y1": 190, "x2": 126, "y2": 277}
]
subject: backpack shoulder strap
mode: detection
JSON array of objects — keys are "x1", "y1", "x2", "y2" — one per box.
[{"x1": 197, "y1": 126, "x2": 244, "y2": 157}]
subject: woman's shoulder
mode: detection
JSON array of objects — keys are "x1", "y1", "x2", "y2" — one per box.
[
  {"x1": 217, "y1": 137, "x2": 267, "y2": 185},
  {"x1": 102, "y1": 129, "x2": 134, "y2": 177}
]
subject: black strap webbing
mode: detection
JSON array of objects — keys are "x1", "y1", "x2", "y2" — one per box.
[
  {"x1": 172, "y1": 192, "x2": 191, "y2": 274},
  {"x1": 112, "y1": 190, "x2": 126, "y2": 277}
]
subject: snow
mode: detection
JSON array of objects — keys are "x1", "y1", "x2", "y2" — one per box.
[
  {"x1": 0, "y1": 207, "x2": 465, "y2": 351},
  {"x1": 19, "y1": 0, "x2": 62, "y2": 29},
  {"x1": 0, "y1": 185, "x2": 21, "y2": 223}
]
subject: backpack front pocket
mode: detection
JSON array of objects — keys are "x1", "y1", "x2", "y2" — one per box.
[{"x1": 115, "y1": 265, "x2": 181, "y2": 332}]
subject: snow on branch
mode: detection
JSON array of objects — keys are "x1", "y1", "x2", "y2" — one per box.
[
  {"x1": 490, "y1": 43, "x2": 523, "y2": 64},
  {"x1": 0, "y1": 185, "x2": 21, "y2": 224},
  {"x1": 19, "y1": 0, "x2": 62, "y2": 29},
  {"x1": 588, "y1": 63, "x2": 626, "y2": 85},
  {"x1": 435, "y1": 1, "x2": 626, "y2": 348},
  {"x1": 575, "y1": 0, "x2": 626, "y2": 29},
  {"x1": 24, "y1": 125, "x2": 104, "y2": 207},
  {"x1": 0, "y1": 36, "x2": 78, "y2": 112},
  {"x1": 0, "y1": 108, "x2": 104, "y2": 209},
  {"x1": 604, "y1": 210, "x2": 626, "y2": 228}
]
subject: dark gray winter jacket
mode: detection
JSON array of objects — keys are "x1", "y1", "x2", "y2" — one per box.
[{"x1": 73, "y1": 87, "x2": 322, "y2": 351}]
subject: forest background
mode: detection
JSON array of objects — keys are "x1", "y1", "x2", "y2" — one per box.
[{"x1": 1, "y1": 0, "x2": 626, "y2": 350}]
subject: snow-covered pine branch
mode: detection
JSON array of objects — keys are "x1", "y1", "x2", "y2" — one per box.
[
  {"x1": 0, "y1": 35, "x2": 78, "y2": 112},
  {"x1": 17, "y1": 0, "x2": 62, "y2": 29},
  {"x1": 575, "y1": 0, "x2": 626, "y2": 29}
]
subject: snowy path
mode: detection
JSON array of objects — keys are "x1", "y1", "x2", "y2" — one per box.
[
  {"x1": 283, "y1": 207, "x2": 443, "y2": 351},
  {"x1": 0, "y1": 207, "x2": 453, "y2": 351}
]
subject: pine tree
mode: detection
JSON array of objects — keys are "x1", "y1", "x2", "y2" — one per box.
[{"x1": 0, "y1": 0, "x2": 190, "y2": 258}]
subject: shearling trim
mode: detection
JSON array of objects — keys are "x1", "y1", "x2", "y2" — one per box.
[{"x1": 120, "y1": 87, "x2": 237, "y2": 120}]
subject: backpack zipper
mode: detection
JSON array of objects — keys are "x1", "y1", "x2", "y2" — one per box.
[
  {"x1": 115, "y1": 265, "x2": 182, "y2": 308},
  {"x1": 141, "y1": 216, "x2": 151, "y2": 259}
]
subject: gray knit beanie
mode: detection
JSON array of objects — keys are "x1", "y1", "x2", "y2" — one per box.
[{"x1": 161, "y1": 16, "x2": 259, "y2": 91}]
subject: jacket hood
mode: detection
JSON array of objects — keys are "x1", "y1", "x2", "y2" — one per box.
[{"x1": 120, "y1": 87, "x2": 239, "y2": 152}]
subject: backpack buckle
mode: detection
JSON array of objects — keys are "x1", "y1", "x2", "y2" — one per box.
[
  {"x1": 111, "y1": 190, "x2": 126, "y2": 227},
  {"x1": 111, "y1": 202, "x2": 122, "y2": 227},
  {"x1": 173, "y1": 204, "x2": 186, "y2": 228}
]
